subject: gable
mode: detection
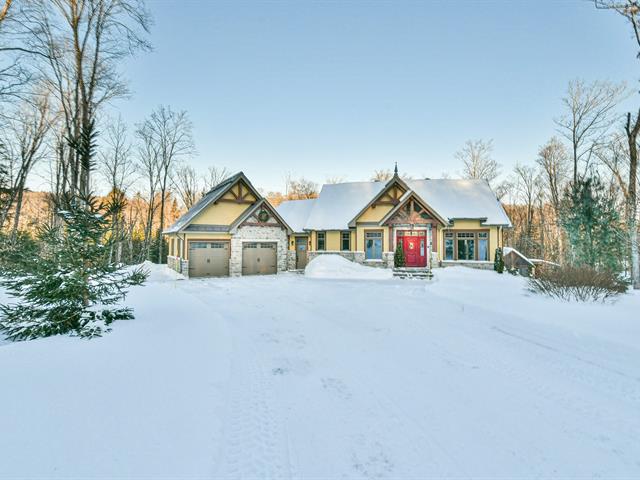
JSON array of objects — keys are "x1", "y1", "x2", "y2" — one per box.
[
  {"x1": 382, "y1": 192, "x2": 446, "y2": 226},
  {"x1": 230, "y1": 199, "x2": 293, "y2": 234},
  {"x1": 164, "y1": 172, "x2": 263, "y2": 233},
  {"x1": 190, "y1": 179, "x2": 257, "y2": 226},
  {"x1": 239, "y1": 203, "x2": 286, "y2": 229},
  {"x1": 352, "y1": 181, "x2": 407, "y2": 224}
]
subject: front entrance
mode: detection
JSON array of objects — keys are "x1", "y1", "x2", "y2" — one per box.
[
  {"x1": 242, "y1": 242, "x2": 277, "y2": 275},
  {"x1": 397, "y1": 231, "x2": 427, "y2": 267},
  {"x1": 295, "y1": 237, "x2": 308, "y2": 269}
]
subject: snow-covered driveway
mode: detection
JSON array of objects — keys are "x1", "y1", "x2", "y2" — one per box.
[{"x1": 1, "y1": 264, "x2": 639, "y2": 478}]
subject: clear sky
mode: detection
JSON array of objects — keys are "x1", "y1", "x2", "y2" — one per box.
[{"x1": 110, "y1": 0, "x2": 639, "y2": 194}]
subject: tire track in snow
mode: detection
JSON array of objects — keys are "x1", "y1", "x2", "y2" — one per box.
[{"x1": 178, "y1": 279, "x2": 297, "y2": 479}]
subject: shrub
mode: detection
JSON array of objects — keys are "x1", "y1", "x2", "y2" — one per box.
[
  {"x1": 494, "y1": 247, "x2": 504, "y2": 274},
  {"x1": 528, "y1": 265, "x2": 628, "y2": 302},
  {"x1": 394, "y1": 241, "x2": 405, "y2": 268}
]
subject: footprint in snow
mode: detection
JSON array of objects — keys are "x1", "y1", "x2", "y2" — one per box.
[{"x1": 321, "y1": 377, "x2": 352, "y2": 400}]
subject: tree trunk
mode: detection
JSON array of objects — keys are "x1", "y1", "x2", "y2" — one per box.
[
  {"x1": 157, "y1": 188, "x2": 166, "y2": 263},
  {"x1": 625, "y1": 111, "x2": 640, "y2": 289},
  {"x1": 9, "y1": 180, "x2": 25, "y2": 243}
]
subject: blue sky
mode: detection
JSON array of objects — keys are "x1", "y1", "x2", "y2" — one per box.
[{"x1": 112, "y1": 0, "x2": 639, "y2": 193}]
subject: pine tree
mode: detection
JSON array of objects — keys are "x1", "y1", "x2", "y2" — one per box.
[
  {"x1": 494, "y1": 247, "x2": 504, "y2": 273},
  {"x1": 560, "y1": 176, "x2": 625, "y2": 273},
  {"x1": 394, "y1": 241, "x2": 406, "y2": 268},
  {"x1": 0, "y1": 194, "x2": 147, "y2": 340},
  {"x1": 0, "y1": 122, "x2": 147, "y2": 341}
]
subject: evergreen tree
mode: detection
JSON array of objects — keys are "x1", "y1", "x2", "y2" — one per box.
[
  {"x1": 394, "y1": 241, "x2": 406, "y2": 268},
  {"x1": 494, "y1": 247, "x2": 504, "y2": 273},
  {"x1": 148, "y1": 235, "x2": 169, "y2": 264},
  {"x1": 0, "y1": 195, "x2": 147, "y2": 341},
  {"x1": 0, "y1": 121, "x2": 147, "y2": 341},
  {"x1": 560, "y1": 176, "x2": 625, "y2": 273}
]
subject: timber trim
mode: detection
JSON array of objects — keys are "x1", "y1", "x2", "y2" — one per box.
[{"x1": 347, "y1": 177, "x2": 410, "y2": 228}]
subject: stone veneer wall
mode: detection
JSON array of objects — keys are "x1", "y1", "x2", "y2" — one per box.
[
  {"x1": 306, "y1": 251, "x2": 396, "y2": 268},
  {"x1": 441, "y1": 260, "x2": 493, "y2": 270},
  {"x1": 167, "y1": 255, "x2": 180, "y2": 272},
  {"x1": 230, "y1": 226, "x2": 288, "y2": 277},
  {"x1": 167, "y1": 255, "x2": 189, "y2": 277},
  {"x1": 287, "y1": 250, "x2": 297, "y2": 271}
]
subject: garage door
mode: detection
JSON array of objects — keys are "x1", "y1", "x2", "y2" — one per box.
[
  {"x1": 242, "y1": 242, "x2": 277, "y2": 275},
  {"x1": 188, "y1": 241, "x2": 229, "y2": 277}
]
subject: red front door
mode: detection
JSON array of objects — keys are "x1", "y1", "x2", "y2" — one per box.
[{"x1": 398, "y1": 232, "x2": 427, "y2": 267}]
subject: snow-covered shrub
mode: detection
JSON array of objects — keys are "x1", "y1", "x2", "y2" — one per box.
[{"x1": 528, "y1": 265, "x2": 628, "y2": 302}]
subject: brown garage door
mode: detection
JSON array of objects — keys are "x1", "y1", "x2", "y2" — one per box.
[
  {"x1": 188, "y1": 241, "x2": 229, "y2": 277},
  {"x1": 242, "y1": 242, "x2": 277, "y2": 275}
]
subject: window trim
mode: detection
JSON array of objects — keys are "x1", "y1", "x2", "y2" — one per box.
[
  {"x1": 341, "y1": 231, "x2": 351, "y2": 251},
  {"x1": 444, "y1": 229, "x2": 490, "y2": 261},
  {"x1": 444, "y1": 232, "x2": 454, "y2": 261},
  {"x1": 364, "y1": 229, "x2": 384, "y2": 260},
  {"x1": 316, "y1": 231, "x2": 326, "y2": 251}
]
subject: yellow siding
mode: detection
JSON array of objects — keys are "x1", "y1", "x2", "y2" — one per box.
[
  {"x1": 190, "y1": 180, "x2": 257, "y2": 226},
  {"x1": 438, "y1": 220, "x2": 502, "y2": 262},
  {"x1": 326, "y1": 231, "x2": 341, "y2": 251},
  {"x1": 289, "y1": 235, "x2": 310, "y2": 251},
  {"x1": 450, "y1": 219, "x2": 485, "y2": 229},
  {"x1": 356, "y1": 204, "x2": 394, "y2": 223},
  {"x1": 355, "y1": 226, "x2": 390, "y2": 253},
  {"x1": 190, "y1": 201, "x2": 253, "y2": 226}
]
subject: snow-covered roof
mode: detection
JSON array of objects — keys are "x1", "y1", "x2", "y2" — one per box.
[
  {"x1": 502, "y1": 247, "x2": 534, "y2": 266},
  {"x1": 304, "y1": 181, "x2": 387, "y2": 231},
  {"x1": 288, "y1": 178, "x2": 511, "y2": 231},
  {"x1": 407, "y1": 179, "x2": 512, "y2": 227},
  {"x1": 276, "y1": 199, "x2": 316, "y2": 233}
]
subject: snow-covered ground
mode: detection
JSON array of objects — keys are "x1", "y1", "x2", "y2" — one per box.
[{"x1": 1, "y1": 258, "x2": 639, "y2": 478}]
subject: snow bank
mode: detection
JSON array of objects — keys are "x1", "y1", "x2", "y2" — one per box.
[{"x1": 304, "y1": 254, "x2": 392, "y2": 280}]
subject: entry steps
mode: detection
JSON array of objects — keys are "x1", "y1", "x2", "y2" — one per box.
[{"x1": 393, "y1": 267, "x2": 434, "y2": 280}]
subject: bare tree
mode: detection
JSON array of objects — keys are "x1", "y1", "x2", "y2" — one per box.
[
  {"x1": 5, "y1": 0, "x2": 151, "y2": 198},
  {"x1": 135, "y1": 121, "x2": 161, "y2": 261},
  {"x1": 172, "y1": 164, "x2": 199, "y2": 209},
  {"x1": 286, "y1": 177, "x2": 318, "y2": 200},
  {"x1": 137, "y1": 105, "x2": 194, "y2": 262},
  {"x1": 455, "y1": 139, "x2": 501, "y2": 186},
  {"x1": 370, "y1": 169, "x2": 413, "y2": 182},
  {"x1": 99, "y1": 117, "x2": 136, "y2": 263},
  {"x1": 0, "y1": 1, "x2": 12, "y2": 23},
  {"x1": 555, "y1": 79, "x2": 626, "y2": 183},
  {"x1": 371, "y1": 170, "x2": 392, "y2": 181},
  {"x1": 511, "y1": 164, "x2": 542, "y2": 256},
  {"x1": 99, "y1": 117, "x2": 136, "y2": 194},
  {"x1": 325, "y1": 175, "x2": 346, "y2": 184},
  {"x1": 203, "y1": 165, "x2": 230, "y2": 193},
  {"x1": 0, "y1": 1, "x2": 32, "y2": 106},
  {"x1": 536, "y1": 137, "x2": 569, "y2": 217},
  {"x1": 0, "y1": 92, "x2": 51, "y2": 241},
  {"x1": 594, "y1": 0, "x2": 640, "y2": 289}
]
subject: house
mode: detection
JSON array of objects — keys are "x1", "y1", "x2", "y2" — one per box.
[
  {"x1": 277, "y1": 169, "x2": 512, "y2": 270},
  {"x1": 163, "y1": 172, "x2": 293, "y2": 277},
  {"x1": 164, "y1": 169, "x2": 512, "y2": 278}
]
